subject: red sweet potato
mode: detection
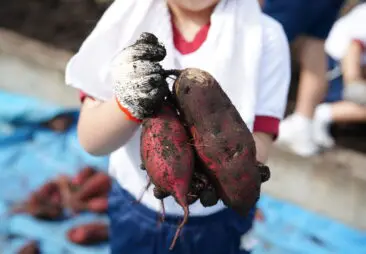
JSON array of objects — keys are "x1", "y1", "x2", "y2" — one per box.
[
  {"x1": 12, "y1": 193, "x2": 63, "y2": 220},
  {"x1": 67, "y1": 222, "x2": 109, "y2": 245},
  {"x1": 140, "y1": 101, "x2": 195, "y2": 250},
  {"x1": 172, "y1": 68, "x2": 270, "y2": 217},
  {"x1": 75, "y1": 172, "x2": 111, "y2": 201},
  {"x1": 12, "y1": 181, "x2": 63, "y2": 220},
  {"x1": 17, "y1": 241, "x2": 40, "y2": 254},
  {"x1": 86, "y1": 197, "x2": 108, "y2": 213},
  {"x1": 71, "y1": 167, "x2": 97, "y2": 186}
]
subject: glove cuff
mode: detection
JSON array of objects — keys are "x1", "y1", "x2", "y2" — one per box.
[{"x1": 115, "y1": 97, "x2": 143, "y2": 123}]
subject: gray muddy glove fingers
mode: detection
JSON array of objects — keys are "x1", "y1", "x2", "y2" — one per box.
[
  {"x1": 113, "y1": 74, "x2": 169, "y2": 119},
  {"x1": 135, "y1": 32, "x2": 160, "y2": 45},
  {"x1": 111, "y1": 60, "x2": 164, "y2": 81},
  {"x1": 113, "y1": 43, "x2": 166, "y2": 64}
]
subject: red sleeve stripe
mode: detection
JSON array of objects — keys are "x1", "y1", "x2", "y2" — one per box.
[
  {"x1": 253, "y1": 116, "x2": 280, "y2": 140},
  {"x1": 79, "y1": 91, "x2": 94, "y2": 103}
]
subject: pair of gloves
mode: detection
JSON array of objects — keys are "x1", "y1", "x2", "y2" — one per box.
[{"x1": 111, "y1": 33, "x2": 170, "y2": 122}]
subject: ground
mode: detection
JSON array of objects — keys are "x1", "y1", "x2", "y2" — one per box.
[{"x1": 0, "y1": 0, "x2": 111, "y2": 52}]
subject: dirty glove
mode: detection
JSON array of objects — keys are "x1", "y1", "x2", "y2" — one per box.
[
  {"x1": 343, "y1": 81, "x2": 366, "y2": 106},
  {"x1": 110, "y1": 33, "x2": 169, "y2": 122}
]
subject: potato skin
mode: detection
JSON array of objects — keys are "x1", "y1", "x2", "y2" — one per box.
[
  {"x1": 140, "y1": 101, "x2": 194, "y2": 207},
  {"x1": 173, "y1": 68, "x2": 262, "y2": 217},
  {"x1": 140, "y1": 102, "x2": 194, "y2": 250},
  {"x1": 67, "y1": 222, "x2": 109, "y2": 245}
]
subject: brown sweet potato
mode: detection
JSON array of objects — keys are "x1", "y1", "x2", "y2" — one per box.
[
  {"x1": 12, "y1": 194, "x2": 63, "y2": 220},
  {"x1": 17, "y1": 241, "x2": 40, "y2": 254},
  {"x1": 173, "y1": 68, "x2": 270, "y2": 217},
  {"x1": 12, "y1": 181, "x2": 63, "y2": 220},
  {"x1": 140, "y1": 101, "x2": 195, "y2": 250},
  {"x1": 67, "y1": 222, "x2": 109, "y2": 245}
]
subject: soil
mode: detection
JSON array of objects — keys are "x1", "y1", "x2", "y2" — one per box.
[
  {"x1": 0, "y1": 0, "x2": 365, "y2": 154},
  {"x1": 0, "y1": 0, "x2": 111, "y2": 52}
]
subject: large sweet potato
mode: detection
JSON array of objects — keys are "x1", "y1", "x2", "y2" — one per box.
[
  {"x1": 172, "y1": 68, "x2": 270, "y2": 217},
  {"x1": 140, "y1": 101, "x2": 195, "y2": 250}
]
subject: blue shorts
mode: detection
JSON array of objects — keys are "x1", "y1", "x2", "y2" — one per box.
[
  {"x1": 262, "y1": 0, "x2": 345, "y2": 42},
  {"x1": 325, "y1": 55, "x2": 344, "y2": 103},
  {"x1": 108, "y1": 180, "x2": 254, "y2": 254}
]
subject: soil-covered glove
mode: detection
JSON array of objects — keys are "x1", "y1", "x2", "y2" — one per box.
[
  {"x1": 111, "y1": 33, "x2": 169, "y2": 122},
  {"x1": 343, "y1": 81, "x2": 366, "y2": 106}
]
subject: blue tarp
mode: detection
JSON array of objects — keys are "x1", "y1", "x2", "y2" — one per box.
[
  {"x1": 0, "y1": 90, "x2": 365, "y2": 254},
  {"x1": 0, "y1": 91, "x2": 109, "y2": 253}
]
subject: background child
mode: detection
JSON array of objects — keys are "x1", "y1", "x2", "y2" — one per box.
[
  {"x1": 312, "y1": 2, "x2": 366, "y2": 148},
  {"x1": 65, "y1": 0, "x2": 290, "y2": 253},
  {"x1": 262, "y1": 0, "x2": 346, "y2": 156}
]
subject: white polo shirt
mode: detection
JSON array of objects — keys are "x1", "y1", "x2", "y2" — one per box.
[
  {"x1": 325, "y1": 3, "x2": 366, "y2": 64},
  {"x1": 69, "y1": 12, "x2": 290, "y2": 216}
]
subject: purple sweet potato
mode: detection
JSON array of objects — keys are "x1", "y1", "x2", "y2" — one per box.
[
  {"x1": 140, "y1": 101, "x2": 195, "y2": 250},
  {"x1": 172, "y1": 68, "x2": 270, "y2": 217}
]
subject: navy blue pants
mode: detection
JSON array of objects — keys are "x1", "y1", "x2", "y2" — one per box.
[
  {"x1": 263, "y1": 0, "x2": 345, "y2": 42},
  {"x1": 108, "y1": 180, "x2": 254, "y2": 254},
  {"x1": 325, "y1": 56, "x2": 344, "y2": 103}
]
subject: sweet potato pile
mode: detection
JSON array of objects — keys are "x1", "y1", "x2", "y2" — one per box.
[
  {"x1": 139, "y1": 68, "x2": 271, "y2": 250},
  {"x1": 11, "y1": 167, "x2": 111, "y2": 246}
]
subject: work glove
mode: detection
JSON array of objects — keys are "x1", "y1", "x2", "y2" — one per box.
[
  {"x1": 343, "y1": 81, "x2": 366, "y2": 106},
  {"x1": 110, "y1": 33, "x2": 169, "y2": 122}
]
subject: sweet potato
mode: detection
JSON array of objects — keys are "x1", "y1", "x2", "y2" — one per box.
[
  {"x1": 172, "y1": 68, "x2": 271, "y2": 217},
  {"x1": 71, "y1": 166, "x2": 97, "y2": 186},
  {"x1": 12, "y1": 194, "x2": 63, "y2": 220},
  {"x1": 11, "y1": 181, "x2": 63, "y2": 220},
  {"x1": 67, "y1": 222, "x2": 109, "y2": 245},
  {"x1": 17, "y1": 241, "x2": 40, "y2": 254},
  {"x1": 86, "y1": 197, "x2": 108, "y2": 213},
  {"x1": 75, "y1": 172, "x2": 111, "y2": 201},
  {"x1": 140, "y1": 101, "x2": 195, "y2": 250}
]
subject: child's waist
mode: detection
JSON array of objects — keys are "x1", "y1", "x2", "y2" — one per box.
[
  {"x1": 111, "y1": 169, "x2": 229, "y2": 217},
  {"x1": 109, "y1": 178, "x2": 255, "y2": 226}
]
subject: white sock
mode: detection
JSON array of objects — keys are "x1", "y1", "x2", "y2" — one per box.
[
  {"x1": 290, "y1": 113, "x2": 313, "y2": 128},
  {"x1": 314, "y1": 103, "x2": 332, "y2": 124},
  {"x1": 276, "y1": 113, "x2": 320, "y2": 157}
]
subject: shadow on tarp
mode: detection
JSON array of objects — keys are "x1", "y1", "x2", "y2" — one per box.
[{"x1": 0, "y1": 90, "x2": 365, "y2": 254}]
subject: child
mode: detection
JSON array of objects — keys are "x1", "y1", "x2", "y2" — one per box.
[
  {"x1": 312, "y1": 2, "x2": 366, "y2": 148},
  {"x1": 65, "y1": 0, "x2": 290, "y2": 253},
  {"x1": 262, "y1": 0, "x2": 346, "y2": 156}
]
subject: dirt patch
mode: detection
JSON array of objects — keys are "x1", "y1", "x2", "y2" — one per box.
[{"x1": 0, "y1": 0, "x2": 111, "y2": 52}]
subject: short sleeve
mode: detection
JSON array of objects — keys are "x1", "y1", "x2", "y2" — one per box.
[
  {"x1": 254, "y1": 14, "x2": 291, "y2": 137},
  {"x1": 325, "y1": 4, "x2": 366, "y2": 61},
  {"x1": 65, "y1": 0, "x2": 135, "y2": 101}
]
